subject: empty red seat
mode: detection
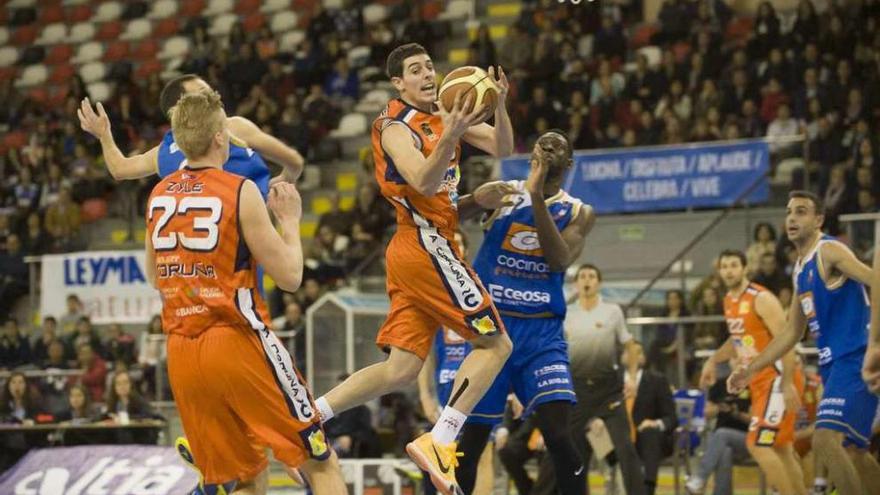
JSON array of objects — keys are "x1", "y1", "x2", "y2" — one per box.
[
  {"x1": 3, "y1": 131, "x2": 28, "y2": 151},
  {"x1": 28, "y1": 87, "x2": 49, "y2": 103},
  {"x1": 96, "y1": 21, "x2": 123, "y2": 41},
  {"x1": 629, "y1": 23, "x2": 658, "y2": 49},
  {"x1": 48, "y1": 85, "x2": 69, "y2": 106},
  {"x1": 104, "y1": 41, "x2": 130, "y2": 62},
  {"x1": 40, "y1": 4, "x2": 65, "y2": 24},
  {"x1": 45, "y1": 44, "x2": 73, "y2": 65},
  {"x1": 243, "y1": 12, "x2": 266, "y2": 31},
  {"x1": 0, "y1": 67, "x2": 17, "y2": 82},
  {"x1": 236, "y1": 0, "x2": 262, "y2": 14},
  {"x1": 133, "y1": 39, "x2": 159, "y2": 60},
  {"x1": 66, "y1": 4, "x2": 92, "y2": 23},
  {"x1": 180, "y1": 0, "x2": 206, "y2": 16},
  {"x1": 49, "y1": 64, "x2": 75, "y2": 84},
  {"x1": 12, "y1": 25, "x2": 38, "y2": 46},
  {"x1": 135, "y1": 58, "x2": 162, "y2": 78},
  {"x1": 153, "y1": 18, "x2": 179, "y2": 38}
]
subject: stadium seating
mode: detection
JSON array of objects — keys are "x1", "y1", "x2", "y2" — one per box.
[
  {"x1": 204, "y1": 0, "x2": 235, "y2": 16},
  {"x1": 71, "y1": 41, "x2": 104, "y2": 64},
  {"x1": 157, "y1": 37, "x2": 191, "y2": 61},
  {"x1": 34, "y1": 22, "x2": 67, "y2": 45},
  {"x1": 68, "y1": 22, "x2": 96, "y2": 44},
  {"x1": 15, "y1": 64, "x2": 48, "y2": 88},
  {"x1": 79, "y1": 61, "x2": 108, "y2": 84},
  {"x1": 0, "y1": 46, "x2": 18, "y2": 68},
  {"x1": 269, "y1": 11, "x2": 299, "y2": 33},
  {"x1": 119, "y1": 19, "x2": 153, "y2": 41},
  {"x1": 208, "y1": 13, "x2": 238, "y2": 37},
  {"x1": 147, "y1": 0, "x2": 179, "y2": 19},
  {"x1": 260, "y1": 0, "x2": 291, "y2": 14},
  {"x1": 329, "y1": 113, "x2": 369, "y2": 139},
  {"x1": 92, "y1": 1, "x2": 123, "y2": 23}
]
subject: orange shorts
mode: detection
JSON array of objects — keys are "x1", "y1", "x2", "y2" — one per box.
[
  {"x1": 747, "y1": 369, "x2": 805, "y2": 447},
  {"x1": 167, "y1": 325, "x2": 329, "y2": 485},
  {"x1": 377, "y1": 227, "x2": 505, "y2": 360}
]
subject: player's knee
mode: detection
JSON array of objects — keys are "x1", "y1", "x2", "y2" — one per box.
[
  {"x1": 492, "y1": 332, "x2": 513, "y2": 358},
  {"x1": 812, "y1": 428, "x2": 842, "y2": 455}
]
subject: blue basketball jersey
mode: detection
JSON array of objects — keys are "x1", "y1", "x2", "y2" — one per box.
[
  {"x1": 794, "y1": 235, "x2": 870, "y2": 367},
  {"x1": 157, "y1": 130, "x2": 271, "y2": 199},
  {"x1": 472, "y1": 181, "x2": 584, "y2": 317}
]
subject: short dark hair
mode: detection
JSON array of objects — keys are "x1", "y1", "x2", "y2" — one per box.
[
  {"x1": 788, "y1": 190, "x2": 825, "y2": 215},
  {"x1": 718, "y1": 249, "x2": 747, "y2": 266},
  {"x1": 386, "y1": 43, "x2": 427, "y2": 79},
  {"x1": 44, "y1": 316, "x2": 57, "y2": 324},
  {"x1": 545, "y1": 128, "x2": 573, "y2": 157},
  {"x1": 577, "y1": 263, "x2": 602, "y2": 281},
  {"x1": 159, "y1": 74, "x2": 201, "y2": 118}
]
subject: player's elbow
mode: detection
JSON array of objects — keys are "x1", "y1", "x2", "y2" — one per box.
[
  {"x1": 274, "y1": 271, "x2": 303, "y2": 293},
  {"x1": 411, "y1": 179, "x2": 439, "y2": 197}
]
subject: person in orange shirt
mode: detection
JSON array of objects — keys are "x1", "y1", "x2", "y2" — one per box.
[
  {"x1": 145, "y1": 90, "x2": 346, "y2": 495},
  {"x1": 699, "y1": 250, "x2": 806, "y2": 494},
  {"x1": 313, "y1": 43, "x2": 515, "y2": 495}
]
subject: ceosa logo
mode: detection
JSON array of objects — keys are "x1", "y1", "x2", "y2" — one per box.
[{"x1": 501, "y1": 223, "x2": 543, "y2": 256}]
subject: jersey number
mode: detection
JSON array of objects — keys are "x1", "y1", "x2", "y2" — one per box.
[{"x1": 149, "y1": 195, "x2": 222, "y2": 251}]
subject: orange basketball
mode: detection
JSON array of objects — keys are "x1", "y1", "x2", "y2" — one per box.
[{"x1": 438, "y1": 66, "x2": 499, "y2": 121}]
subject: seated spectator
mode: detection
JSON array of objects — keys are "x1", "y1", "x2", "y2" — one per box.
[
  {"x1": 625, "y1": 54, "x2": 660, "y2": 106},
  {"x1": 789, "y1": 0, "x2": 819, "y2": 49},
  {"x1": 59, "y1": 294, "x2": 84, "y2": 335},
  {"x1": 752, "y1": 252, "x2": 791, "y2": 295},
  {"x1": 273, "y1": 301, "x2": 305, "y2": 363},
  {"x1": 691, "y1": 287, "x2": 725, "y2": 351},
  {"x1": 694, "y1": 79, "x2": 722, "y2": 121},
  {"x1": 295, "y1": 278, "x2": 325, "y2": 310},
  {"x1": 56, "y1": 384, "x2": 96, "y2": 425},
  {"x1": 101, "y1": 370, "x2": 159, "y2": 444},
  {"x1": 254, "y1": 26, "x2": 277, "y2": 61},
  {"x1": 0, "y1": 372, "x2": 46, "y2": 469},
  {"x1": 303, "y1": 84, "x2": 342, "y2": 140},
  {"x1": 44, "y1": 187, "x2": 81, "y2": 250},
  {"x1": 31, "y1": 316, "x2": 57, "y2": 363},
  {"x1": 41, "y1": 339, "x2": 69, "y2": 370},
  {"x1": 306, "y1": 225, "x2": 348, "y2": 283},
  {"x1": 235, "y1": 85, "x2": 278, "y2": 124},
  {"x1": 323, "y1": 374, "x2": 380, "y2": 458},
  {"x1": 104, "y1": 323, "x2": 136, "y2": 366},
  {"x1": 767, "y1": 104, "x2": 801, "y2": 157},
  {"x1": 685, "y1": 374, "x2": 752, "y2": 494},
  {"x1": 648, "y1": 290, "x2": 689, "y2": 378},
  {"x1": 262, "y1": 59, "x2": 297, "y2": 105},
  {"x1": 746, "y1": 222, "x2": 777, "y2": 275},
  {"x1": 654, "y1": 80, "x2": 692, "y2": 124},
  {"x1": 20, "y1": 211, "x2": 50, "y2": 256},
  {"x1": 13, "y1": 167, "x2": 40, "y2": 214},
  {"x1": 138, "y1": 315, "x2": 165, "y2": 398},
  {"x1": 317, "y1": 192, "x2": 351, "y2": 237},
  {"x1": 0, "y1": 234, "x2": 28, "y2": 317},
  {"x1": 654, "y1": 0, "x2": 690, "y2": 45},
  {"x1": 66, "y1": 317, "x2": 103, "y2": 359},
  {"x1": 350, "y1": 182, "x2": 393, "y2": 240},
  {"x1": 750, "y1": 1, "x2": 781, "y2": 59},
  {"x1": 324, "y1": 57, "x2": 359, "y2": 103},
  {"x1": 38, "y1": 340, "x2": 71, "y2": 415},
  {"x1": 593, "y1": 15, "x2": 626, "y2": 61},
  {"x1": 73, "y1": 343, "x2": 107, "y2": 403},
  {"x1": 498, "y1": 25, "x2": 532, "y2": 76},
  {"x1": 623, "y1": 341, "x2": 676, "y2": 495},
  {"x1": 0, "y1": 318, "x2": 31, "y2": 370},
  {"x1": 590, "y1": 60, "x2": 625, "y2": 105}
]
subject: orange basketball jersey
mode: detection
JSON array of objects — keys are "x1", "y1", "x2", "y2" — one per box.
[
  {"x1": 146, "y1": 167, "x2": 271, "y2": 337},
  {"x1": 723, "y1": 283, "x2": 779, "y2": 384},
  {"x1": 372, "y1": 98, "x2": 462, "y2": 235}
]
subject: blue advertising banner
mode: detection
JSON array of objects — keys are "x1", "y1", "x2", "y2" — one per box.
[
  {"x1": 0, "y1": 445, "x2": 198, "y2": 494},
  {"x1": 501, "y1": 140, "x2": 770, "y2": 214}
]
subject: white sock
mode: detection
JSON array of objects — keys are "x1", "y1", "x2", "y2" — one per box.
[
  {"x1": 431, "y1": 406, "x2": 467, "y2": 445},
  {"x1": 813, "y1": 477, "x2": 827, "y2": 487},
  {"x1": 315, "y1": 397, "x2": 334, "y2": 423}
]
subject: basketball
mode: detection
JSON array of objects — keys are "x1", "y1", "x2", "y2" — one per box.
[{"x1": 438, "y1": 66, "x2": 499, "y2": 120}]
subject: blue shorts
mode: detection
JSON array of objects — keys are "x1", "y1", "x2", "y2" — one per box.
[
  {"x1": 467, "y1": 315, "x2": 576, "y2": 425},
  {"x1": 816, "y1": 351, "x2": 878, "y2": 449}
]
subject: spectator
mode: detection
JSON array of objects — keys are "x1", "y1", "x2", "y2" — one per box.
[
  {"x1": 59, "y1": 295, "x2": 84, "y2": 336},
  {"x1": 104, "y1": 323, "x2": 136, "y2": 367},
  {"x1": 306, "y1": 224, "x2": 347, "y2": 283},
  {"x1": 590, "y1": 60, "x2": 626, "y2": 105},
  {"x1": 295, "y1": 278, "x2": 325, "y2": 310},
  {"x1": 38, "y1": 340, "x2": 71, "y2": 415},
  {"x1": 469, "y1": 24, "x2": 497, "y2": 68},
  {"x1": 823, "y1": 165, "x2": 854, "y2": 232},
  {"x1": 694, "y1": 79, "x2": 722, "y2": 121},
  {"x1": 44, "y1": 187, "x2": 81, "y2": 249},
  {"x1": 0, "y1": 319, "x2": 31, "y2": 370},
  {"x1": 303, "y1": 84, "x2": 342, "y2": 140},
  {"x1": 0, "y1": 213, "x2": 12, "y2": 251},
  {"x1": 56, "y1": 384, "x2": 96, "y2": 426},
  {"x1": 750, "y1": 1, "x2": 781, "y2": 58},
  {"x1": 766, "y1": 103, "x2": 801, "y2": 155},
  {"x1": 692, "y1": 287, "x2": 725, "y2": 351},
  {"x1": 655, "y1": 0, "x2": 690, "y2": 44},
  {"x1": 820, "y1": 15, "x2": 855, "y2": 64},
  {"x1": 497, "y1": 25, "x2": 532, "y2": 75},
  {"x1": 262, "y1": 59, "x2": 297, "y2": 105},
  {"x1": 66, "y1": 317, "x2": 102, "y2": 359},
  {"x1": 685, "y1": 377, "x2": 752, "y2": 495},
  {"x1": 323, "y1": 374, "x2": 380, "y2": 458},
  {"x1": 31, "y1": 316, "x2": 58, "y2": 363},
  {"x1": 524, "y1": 86, "x2": 558, "y2": 135},
  {"x1": 722, "y1": 69, "x2": 755, "y2": 118},
  {"x1": 0, "y1": 372, "x2": 44, "y2": 469},
  {"x1": 273, "y1": 301, "x2": 305, "y2": 364},
  {"x1": 138, "y1": 315, "x2": 165, "y2": 398},
  {"x1": 593, "y1": 15, "x2": 627, "y2": 61},
  {"x1": 324, "y1": 57, "x2": 360, "y2": 103},
  {"x1": 0, "y1": 235, "x2": 29, "y2": 316},
  {"x1": 649, "y1": 290, "x2": 689, "y2": 380},
  {"x1": 350, "y1": 182, "x2": 393, "y2": 240},
  {"x1": 74, "y1": 343, "x2": 107, "y2": 403},
  {"x1": 625, "y1": 54, "x2": 660, "y2": 106},
  {"x1": 20, "y1": 211, "x2": 49, "y2": 256},
  {"x1": 334, "y1": 0, "x2": 364, "y2": 42},
  {"x1": 808, "y1": 118, "x2": 843, "y2": 192},
  {"x1": 789, "y1": 0, "x2": 820, "y2": 48},
  {"x1": 753, "y1": 252, "x2": 791, "y2": 295},
  {"x1": 224, "y1": 43, "x2": 268, "y2": 105},
  {"x1": 624, "y1": 341, "x2": 676, "y2": 495},
  {"x1": 654, "y1": 79, "x2": 692, "y2": 124},
  {"x1": 756, "y1": 48, "x2": 791, "y2": 90},
  {"x1": 254, "y1": 26, "x2": 277, "y2": 61},
  {"x1": 745, "y1": 222, "x2": 777, "y2": 273},
  {"x1": 13, "y1": 167, "x2": 40, "y2": 214},
  {"x1": 101, "y1": 370, "x2": 159, "y2": 444},
  {"x1": 793, "y1": 68, "x2": 827, "y2": 120},
  {"x1": 41, "y1": 339, "x2": 69, "y2": 370}
]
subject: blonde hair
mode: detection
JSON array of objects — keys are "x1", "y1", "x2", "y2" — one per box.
[{"x1": 169, "y1": 90, "x2": 225, "y2": 160}]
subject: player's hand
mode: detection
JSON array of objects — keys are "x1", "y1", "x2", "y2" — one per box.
[
  {"x1": 436, "y1": 91, "x2": 487, "y2": 139},
  {"x1": 78, "y1": 97, "x2": 111, "y2": 140},
  {"x1": 269, "y1": 182, "x2": 302, "y2": 222},
  {"x1": 524, "y1": 145, "x2": 550, "y2": 196},
  {"x1": 783, "y1": 383, "x2": 802, "y2": 413},
  {"x1": 637, "y1": 419, "x2": 661, "y2": 431},
  {"x1": 488, "y1": 66, "x2": 509, "y2": 102},
  {"x1": 862, "y1": 344, "x2": 880, "y2": 393},
  {"x1": 508, "y1": 394, "x2": 525, "y2": 419},
  {"x1": 726, "y1": 365, "x2": 751, "y2": 394},
  {"x1": 473, "y1": 180, "x2": 518, "y2": 210},
  {"x1": 494, "y1": 427, "x2": 509, "y2": 450},
  {"x1": 699, "y1": 361, "x2": 717, "y2": 389}
]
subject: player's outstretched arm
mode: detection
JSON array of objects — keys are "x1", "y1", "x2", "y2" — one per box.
[
  {"x1": 227, "y1": 116, "x2": 305, "y2": 182},
  {"x1": 461, "y1": 67, "x2": 514, "y2": 158},
  {"x1": 458, "y1": 180, "x2": 519, "y2": 220},
  {"x1": 78, "y1": 98, "x2": 159, "y2": 180},
  {"x1": 821, "y1": 241, "x2": 872, "y2": 286},
  {"x1": 240, "y1": 180, "x2": 304, "y2": 292},
  {"x1": 384, "y1": 92, "x2": 484, "y2": 196}
]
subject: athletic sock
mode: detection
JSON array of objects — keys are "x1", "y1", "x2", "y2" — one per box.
[
  {"x1": 431, "y1": 406, "x2": 467, "y2": 445},
  {"x1": 315, "y1": 397, "x2": 334, "y2": 423}
]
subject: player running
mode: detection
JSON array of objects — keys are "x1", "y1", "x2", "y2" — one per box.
[
  {"x1": 728, "y1": 191, "x2": 880, "y2": 494},
  {"x1": 145, "y1": 91, "x2": 346, "y2": 495},
  {"x1": 700, "y1": 250, "x2": 806, "y2": 495},
  {"x1": 453, "y1": 130, "x2": 594, "y2": 495},
  {"x1": 78, "y1": 74, "x2": 303, "y2": 194},
  {"x1": 312, "y1": 43, "x2": 515, "y2": 495}
]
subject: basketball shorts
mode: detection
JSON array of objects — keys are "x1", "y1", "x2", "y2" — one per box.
[
  {"x1": 465, "y1": 315, "x2": 576, "y2": 425},
  {"x1": 816, "y1": 351, "x2": 879, "y2": 449},
  {"x1": 746, "y1": 368, "x2": 804, "y2": 447},
  {"x1": 167, "y1": 325, "x2": 330, "y2": 485},
  {"x1": 377, "y1": 228, "x2": 505, "y2": 360}
]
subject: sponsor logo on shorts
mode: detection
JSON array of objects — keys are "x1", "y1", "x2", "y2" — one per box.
[
  {"x1": 420, "y1": 228, "x2": 483, "y2": 310},
  {"x1": 439, "y1": 368, "x2": 458, "y2": 385},
  {"x1": 537, "y1": 377, "x2": 570, "y2": 388},
  {"x1": 299, "y1": 424, "x2": 331, "y2": 460},
  {"x1": 817, "y1": 346, "x2": 832, "y2": 366},
  {"x1": 756, "y1": 428, "x2": 777, "y2": 446},
  {"x1": 488, "y1": 284, "x2": 551, "y2": 304},
  {"x1": 534, "y1": 364, "x2": 568, "y2": 377},
  {"x1": 471, "y1": 315, "x2": 497, "y2": 335},
  {"x1": 502, "y1": 223, "x2": 544, "y2": 256},
  {"x1": 175, "y1": 304, "x2": 207, "y2": 317}
]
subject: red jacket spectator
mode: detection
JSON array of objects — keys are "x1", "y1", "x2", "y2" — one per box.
[{"x1": 72, "y1": 343, "x2": 107, "y2": 403}]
